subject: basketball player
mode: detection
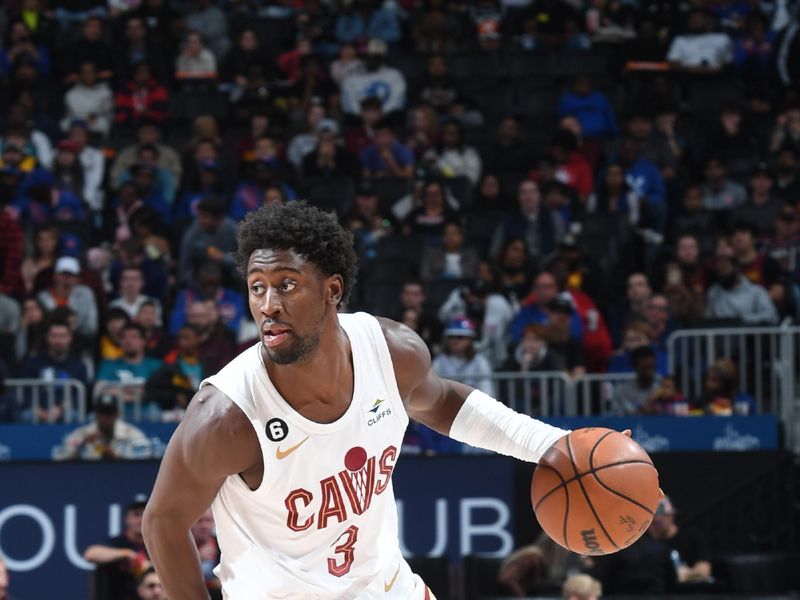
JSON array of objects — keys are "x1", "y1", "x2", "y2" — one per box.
[{"x1": 143, "y1": 202, "x2": 572, "y2": 599}]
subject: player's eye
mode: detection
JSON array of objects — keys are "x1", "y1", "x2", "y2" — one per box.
[
  {"x1": 250, "y1": 283, "x2": 266, "y2": 296},
  {"x1": 280, "y1": 280, "x2": 297, "y2": 292}
]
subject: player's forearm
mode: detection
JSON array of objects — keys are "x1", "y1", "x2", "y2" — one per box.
[{"x1": 142, "y1": 514, "x2": 212, "y2": 600}]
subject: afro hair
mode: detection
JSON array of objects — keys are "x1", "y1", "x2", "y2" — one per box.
[{"x1": 235, "y1": 201, "x2": 359, "y2": 305}]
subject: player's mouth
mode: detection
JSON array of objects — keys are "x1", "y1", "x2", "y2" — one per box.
[{"x1": 263, "y1": 325, "x2": 292, "y2": 347}]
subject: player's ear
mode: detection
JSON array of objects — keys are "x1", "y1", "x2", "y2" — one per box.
[{"x1": 327, "y1": 275, "x2": 343, "y2": 306}]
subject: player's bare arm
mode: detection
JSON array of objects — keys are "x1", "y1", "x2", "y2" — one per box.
[
  {"x1": 142, "y1": 385, "x2": 260, "y2": 600},
  {"x1": 379, "y1": 317, "x2": 571, "y2": 462}
]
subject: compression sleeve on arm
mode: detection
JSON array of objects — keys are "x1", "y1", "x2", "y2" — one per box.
[{"x1": 448, "y1": 389, "x2": 570, "y2": 463}]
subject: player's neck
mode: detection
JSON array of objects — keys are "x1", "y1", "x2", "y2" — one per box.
[{"x1": 265, "y1": 323, "x2": 354, "y2": 423}]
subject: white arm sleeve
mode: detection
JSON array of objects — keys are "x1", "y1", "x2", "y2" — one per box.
[{"x1": 448, "y1": 389, "x2": 570, "y2": 463}]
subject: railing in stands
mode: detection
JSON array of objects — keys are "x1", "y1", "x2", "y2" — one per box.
[{"x1": 6, "y1": 378, "x2": 87, "y2": 423}]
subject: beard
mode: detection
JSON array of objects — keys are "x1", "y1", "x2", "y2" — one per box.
[
  {"x1": 262, "y1": 310, "x2": 326, "y2": 365},
  {"x1": 718, "y1": 272, "x2": 739, "y2": 289}
]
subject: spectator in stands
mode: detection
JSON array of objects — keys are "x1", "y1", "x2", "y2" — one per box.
[
  {"x1": 287, "y1": 104, "x2": 327, "y2": 168},
  {"x1": 116, "y1": 144, "x2": 176, "y2": 207},
  {"x1": 613, "y1": 345, "x2": 662, "y2": 415},
  {"x1": 191, "y1": 509, "x2": 221, "y2": 597},
  {"x1": 58, "y1": 395, "x2": 149, "y2": 460},
  {"x1": 18, "y1": 318, "x2": 88, "y2": 422},
  {"x1": 84, "y1": 494, "x2": 151, "y2": 600},
  {"x1": 410, "y1": 0, "x2": 465, "y2": 53},
  {"x1": 175, "y1": 32, "x2": 217, "y2": 78},
  {"x1": 185, "y1": 0, "x2": 230, "y2": 60},
  {"x1": 402, "y1": 179, "x2": 459, "y2": 238},
  {"x1": 504, "y1": 323, "x2": 565, "y2": 373},
  {"x1": 230, "y1": 157, "x2": 296, "y2": 221},
  {"x1": 662, "y1": 234, "x2": 708, "y2": 326},
  {"x1": 177, "y1": 196, "x2": 238, "y2": 287},
  {"x1": 432, "y1": 317, "x2": 494, "y2": 395},
  {"x1": 145, "y1": 325, "x2": 204, "y2": 418},
  {"x1": 301, "y1": 123, "x2": 361, "y2": 181},
  {"x1": 222, "y1": 28, "x2": 273, "y2": 89},
  {"x1": 136, "y1": 568, "x2": 166, "y2": 600},
  {"x1": 37, "y1": 256, "x2": 98, "y2": 338},
  {"x1": 137, "y1": 300, "x2": 170, "y2": 359},
  {"x1": 625, "y1": 110, "x2": 679, "y2": 182},
  {"x1": 16, "y1": 297, "x2": 47, "y2": 361},
  {"x1": 644, "y1": 294, "x2": 676, "y2": 349},
  {"x1": 330, "y1": 41, "x2": 364, "y2": 85},
  {"x1": 396, "y1": 280, "x2": 441, "y2": 350},
  {"x1": 469, "y1": 0, "x2": 505, "y2": 51},
  {"x1": 95, "y1": 322, "x2": 163, "y2": 416},
  {"x1": 540, "y1": 297, "x2": 586, "y2": 377},
  {"x1": 99, "y1": 308, "x2": 130, "y2": 361},
  {"x1": 114, "y1": 61, "x2": 169, "y2": 129},
  {"x1": 20, "y1": 224, "x2": 59, "y2": 294},
  {"x1": 769, "y1": 104, "x2": 800, "y2": 156},
  {"x1": 616, "y1": 135, "x2": 667, "y2": 231},
  {"x1": 511, "y1": 271, "x2": 583, "y2": 343},
  {"x1": 587, "y1": 162, "x2": 641, "y2": 225},
  {"x1": 705, "y1": 103, "x2": 761, "y2": 183},
  {"x1": 421, "y1": 221, "x2": 480, "y2": 282},
  {"x1": 60, "y1": 16, "x2": 111, "y2": 82},
  {"x1": 341, "y1": 39, "x2": 406, "y2": 117},
  {"x1": 542, "y1": 129, "x2": 594, "y2": 201},
  {"x1": 405, "y1": 105, "x2": 440, "y2": 162},
  {"x1": 647, "y1": 376, "x2": 687, "y2": 415},
  {"x1": 60, "y1": 123, "x2": 99, "y2": 214},
  {"x1": 0, "y1": 203, "x2": 24, "y2": 299},
  {"x1": 483, "y1": 115, "x2": 531, "y2": 176},
  {"x1": 109, "y1": 266, "x2": 163, "y2": 326},
  {"x1": 493, "y1": 238, "x2": 532, "y2": 300},
  {"x1": 345, "y1": 96, "x2": 383, "y2": 156},
  {"x1": 731, "y1": 164, "x2": 784, "y2": 235},
  {"x1": 608, "y1": 318, "x2": 669, "y2": 376},
  {"x1": 666, "y1": 7, "x2": 734, "y2": 72},
  {"x1": 170, "y1": 261, "x2": 244, "y2": 336},
  {"x1": 361, "y1": 117, "x2": 414, "y2": 179},
  {"x1": 558, "y1": 76, "x2": 618, "y2": 141},
  {"x1": 772, "y1": 145, "x2": 800, "y2": 204},
  {"x1": 415, "y1": 55, "x2": 471, "y2": 122},
  {"x1": 701, "y1": 358, "x2": 755, "y2": 415},
  {"x1": 0, "y1": 293, "x2": 19, "y2": 367},
  {"x1": 60, "y1": 62, "x2": 113, "y2": 138},
  {"x1": 1, "y1": 20, "x2": 51, "y2": 79},
  {"x1": 423, "y1": 120, "x2": 482, "y2": 185},
  {"x1": 438, "y1": 274, "x2": 513, "y2": 368},
  {"x1": 335, "y1": 0, "x2": 401, "y2": 45},
  {"x1": 731, "y1": 221, "x2": 782, "y2": 290},
  {"x1": 705, "y1": 254, "x2": 778, "y2": 324},
  {"x1": 649, "y1": 497, "x2": 713, "y2": 583},
  {"x1": 186, "y1": 299, "x2": 237, "y2": 375},
  {"x1": 670, "y1": 183, "x2": 718, "y2": 251},
  {"x1": 490, "y1": 180, "x2": 557, "y2": 262},
  {"x1": 111, "y1": 121, "x2": 182, "y2": 189},
  {"x1": 342, "y1": 182, "x2": 394, "y2": 260},
  {"x1": 764, "y1": 205, "x2": 800, "y2": 277},
  {"x1": 472, "y1": 172, "x2": 514, "y2": 213},
  {"x1": 115, "y1": 16, "x2": 165, "y2": 82}
]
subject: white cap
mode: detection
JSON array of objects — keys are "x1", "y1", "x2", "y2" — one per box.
[{"x1": 55, "y1": 256, "x2": 80, "y2": 275}]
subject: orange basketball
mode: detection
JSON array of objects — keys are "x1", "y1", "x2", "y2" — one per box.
[{"x1": 531, "y1": 428, "x2": 661, "y2": 556}]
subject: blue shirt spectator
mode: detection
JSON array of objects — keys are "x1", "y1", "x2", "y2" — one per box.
[
  {"x1": 168, "y1": 262, "x2": 244, "y2": 336},
  {"x1": 616, "y1": 137, "x2": 667, "y2": 231},
  {"x1": 558, "y1": 76, "x2": 618, "y2": 140},
  {"x1": 335, "y1": 6, "x2": 401, "y2": 44},
  {"x1": 360, "y1": 118, "x2": 414, "y2": 178}
]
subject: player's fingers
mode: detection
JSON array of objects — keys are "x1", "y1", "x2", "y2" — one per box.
[{"x1": 621, "y1": 429, "x2": 632, "y2": 437}]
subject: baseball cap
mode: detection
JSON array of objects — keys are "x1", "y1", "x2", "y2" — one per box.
[
  {"x1": 127, "y1": 493, "x2": 149, "y2": 512},
  {"x1": 55, "y1": 256, "x2": 81, "y2": 275},
  {"x1": 545, "y1": 296, "x2": 573, "y2": 314},
  {"x1": 95, "y1": 395, "x2": 119, "y2": 414},
  {"x1": 444, "y1": 317, "x2": 477, "y2": 338},
  {"x1": 316, "y1": 118, "x2": 340, "y2": 135},
  {"x1": 655, "y1": 496, "x2": 676, "y2": 516},
  {"x1": 366, "y1": 38, "x2": 388, "y2": 56}
]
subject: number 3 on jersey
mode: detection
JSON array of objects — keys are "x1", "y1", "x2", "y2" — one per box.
[{"x1": 328, "y1": 525, "x2": 358, "y2": 577}]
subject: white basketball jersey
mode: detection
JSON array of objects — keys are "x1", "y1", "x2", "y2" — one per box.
[{"x1": 201, "y1": 313, "x2": 426, "y2": 599}]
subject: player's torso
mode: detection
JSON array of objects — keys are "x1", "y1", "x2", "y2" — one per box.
[{"x1": 206, "y1": 313, "x2": 419, "y2": 599}]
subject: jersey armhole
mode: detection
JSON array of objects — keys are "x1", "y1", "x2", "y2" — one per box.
[{"x1": 363, "y1": 314, "x2": 409, "y2": 428}]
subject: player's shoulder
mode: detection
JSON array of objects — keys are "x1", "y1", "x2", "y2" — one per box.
[
  {"x1": 174, "y1": 385, "x2": 259, "y2": 476},
  {"x1": 375, "y1": 316, "x2": 431, "y2": 397}
]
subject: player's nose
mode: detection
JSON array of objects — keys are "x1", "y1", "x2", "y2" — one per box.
[{"x1": 258, "y1": 288, "x2": 283, "y2": 318}]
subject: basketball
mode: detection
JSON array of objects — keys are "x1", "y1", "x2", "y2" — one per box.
[{"x1": 531, "y1": 428, "x2": 661, "y2": 556}]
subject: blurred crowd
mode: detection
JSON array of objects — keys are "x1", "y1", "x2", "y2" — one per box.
[{"x1": 0, "y1": 0, "x2": 798, "y2": 429}]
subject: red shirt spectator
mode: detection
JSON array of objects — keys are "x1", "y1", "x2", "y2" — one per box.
[{"x1": 115, "y1": 62, "x2": 168, "y2": 127}]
